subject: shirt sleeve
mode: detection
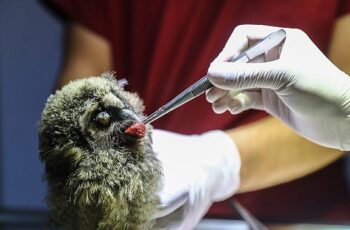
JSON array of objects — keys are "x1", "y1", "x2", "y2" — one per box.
[
  {"x1": 338, "y1": 0, "x2": 350, "y2": 17},
  {"x1": 41, "y1": 0, "x2": 111, "y2": 41}
]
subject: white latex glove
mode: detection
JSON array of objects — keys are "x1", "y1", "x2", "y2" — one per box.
[
  {"x1": 151, "y1": 129, "x2": 240, "y2": 229},
  {"x1": 206, "y1": 25, "x2": 350, "y2": 150}
]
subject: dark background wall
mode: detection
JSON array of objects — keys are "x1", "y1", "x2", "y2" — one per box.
[{"x1": 0, "y1": 0, "x2": 63, "y2": 209}]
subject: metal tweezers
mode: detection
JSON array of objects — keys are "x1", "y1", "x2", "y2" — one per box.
[
  {"x1": 230, "y1": 199, "x2": 269, "y2": 230},
  {"x1": 143, "y1": 29, "x2": 286, "y2": 124}
]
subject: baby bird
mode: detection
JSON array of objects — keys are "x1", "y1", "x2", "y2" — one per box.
[{"x1": 39, "y1": 73, "x2": 162, "y2": 229}]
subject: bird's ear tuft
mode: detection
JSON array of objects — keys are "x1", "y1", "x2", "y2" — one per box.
[
  {"x1": 116, "y1": 79, "x2": 128, "y2": 88},
  {"x1": 100, "y1": 71, "x2": 128, "y2": 89}
]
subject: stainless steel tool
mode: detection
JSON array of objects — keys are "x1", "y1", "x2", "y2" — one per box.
[
  {"x1": 230, "y1": 199, "x2": 269, "y2": 230},
  {"x1": 143, "y1": 29, "x2": 286, "y2": 124}
]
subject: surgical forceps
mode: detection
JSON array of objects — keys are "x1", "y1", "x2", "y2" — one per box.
[
  {"x1": 143, "y1": 29, "x2": 286, "y2": 125},
  {"x1": 230, "y1": 199, "x2": 269, "y2": 230}
]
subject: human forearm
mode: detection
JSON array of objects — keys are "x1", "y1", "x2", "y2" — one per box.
[
  {"x1": 57, "y1": 23, "x2": 112, "y2": 89},
  {"x1": 328, "y1": 14, "x2": 350, "y2": 74},
  {"x1": 227, "y1": 116, "x2": 344, "y2": 193}
]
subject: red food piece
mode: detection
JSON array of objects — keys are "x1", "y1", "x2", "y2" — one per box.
[{"x1": 125, "y1": 122, "x2": 146, "y2": 139}]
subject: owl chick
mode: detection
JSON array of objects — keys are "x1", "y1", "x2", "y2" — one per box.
[{"x1": 39, "y1": 73, "x2": 162, "y2": 230}]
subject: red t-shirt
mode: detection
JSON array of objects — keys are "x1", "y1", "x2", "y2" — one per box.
[{"x1": 44, "y1": 0, "x2": 350, "y2": 222}]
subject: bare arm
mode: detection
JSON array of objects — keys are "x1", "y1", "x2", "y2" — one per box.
[
  {"x1": 56, "y1": 23, "x2": 112, "y2": 89},
  {"x1": 230, "y1": 117, "x2": 344, "y2": 193},
  {"x1": 232, "y1": 14, "x2": 350, "y2": 193},
  {"x1": 328, "y1": 14, "x2": 350, "y2": 73}
]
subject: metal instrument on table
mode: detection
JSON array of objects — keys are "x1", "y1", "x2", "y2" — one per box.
[{"x1": 230, "y1": 199, "x2": 268, "y2": 230}]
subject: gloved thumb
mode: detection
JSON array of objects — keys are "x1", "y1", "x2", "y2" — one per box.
[{"x1": 208, "y1": 61, "x2": 291, "y2": 91}]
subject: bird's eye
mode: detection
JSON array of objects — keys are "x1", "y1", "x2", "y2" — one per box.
[{"x1": 96, "y1": 111, "x2": 111, "y2": 126}]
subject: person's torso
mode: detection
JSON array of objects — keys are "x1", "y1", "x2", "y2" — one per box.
[{"x1": 107, "y1": 0, "x2": 339, "y2": 134}]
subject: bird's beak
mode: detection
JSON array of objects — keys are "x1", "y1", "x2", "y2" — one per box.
[
  {"x1": 124, "y1": 122, "x2": 146, "y2": 139},
  {"x1": 119, "y1": 109, "x2": 146, "y2": 140}
]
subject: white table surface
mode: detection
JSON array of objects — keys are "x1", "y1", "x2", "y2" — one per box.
[{"x1": 196, "y1": 219, "x2": 350, "y2": 230}]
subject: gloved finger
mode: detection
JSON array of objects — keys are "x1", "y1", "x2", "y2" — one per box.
[
  {"x1": 206, "y1": 87, "x2": 239, "y2": 103},
  {"x1": 211, "y1": 95, "x2": 232, "y2": 114},
  {"x1": 211, "y1": 91, "x2": 245, "y2": 114},
  {"x1": 247, "y1": 38, "x2": 277, "y2": 63},
  {"x1": 228, "y1": 91, "x2": 263, "y2": 114},
  {"x1": 211, "y1": 90, "x2": 262, "y2": 114},
  {"x1": 213, "y1": 25, "x2": 284, "y2": 63},
  {"x1": 208, "y1": 61, "x2": 290, "y2": 91},
  {"x1": 205, "y1": 87, "x2": 228, "y2": 103},
  {"x1": 248, "y1": 46, "x2": 281, "y2": 63}
]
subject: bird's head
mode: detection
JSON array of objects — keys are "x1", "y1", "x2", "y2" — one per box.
[{"x1": 39, "y1": 73, "x2": 160, "y2": 205}]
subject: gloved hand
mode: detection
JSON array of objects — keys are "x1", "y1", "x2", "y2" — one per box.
[
  {"x1": 151, "y1": 129, "x2": 240, "y2": 229},
  {"x1": 206, "y1": 25, "x2": 350, "y2": 150}
]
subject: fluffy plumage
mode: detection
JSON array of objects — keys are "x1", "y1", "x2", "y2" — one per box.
[{"x1": 39, "y1": 73, "x2": 162, "y2": 229}]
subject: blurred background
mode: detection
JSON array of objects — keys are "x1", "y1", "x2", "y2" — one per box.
[{"x1": 0, "y1": 0, "x2": 62, "y2": 210}]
